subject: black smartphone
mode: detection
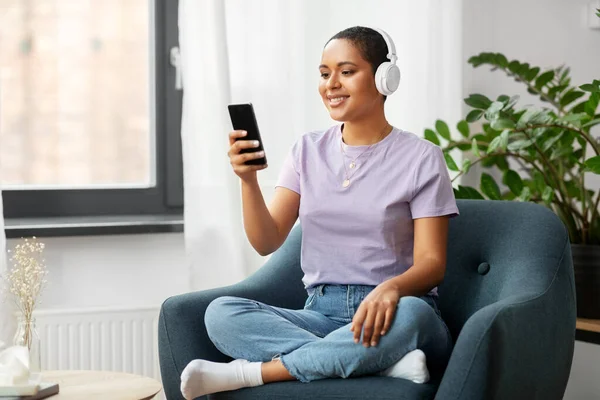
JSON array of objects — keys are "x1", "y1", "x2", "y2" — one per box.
[{"x1": 228, "y1": 103, "x2": 267, "y2": 166}]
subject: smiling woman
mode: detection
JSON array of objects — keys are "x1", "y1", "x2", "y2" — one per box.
[{"x1": 179, "y1": 26, "x2": 459, "y2": 400}]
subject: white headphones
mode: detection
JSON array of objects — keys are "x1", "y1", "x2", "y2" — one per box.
[{"x1": 370, "y1": 27, "x2": 401, "y2": 96}]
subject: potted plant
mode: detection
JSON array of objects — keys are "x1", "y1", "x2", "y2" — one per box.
[{"x1": 425, "y1": 9, "x2": 600, "y2": 319}]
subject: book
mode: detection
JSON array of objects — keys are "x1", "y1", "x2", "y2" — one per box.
[{"x1": 0, "y1": 382, "x2": 59, "y2": 400}]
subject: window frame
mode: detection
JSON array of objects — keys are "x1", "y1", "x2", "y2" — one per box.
[{"x1": 2, "y1": 0, "x2": 183, "y2": 219}]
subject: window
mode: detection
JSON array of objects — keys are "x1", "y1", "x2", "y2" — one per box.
[{"x1": 0, "y1": 0, "x2": 182, "y2": 219}]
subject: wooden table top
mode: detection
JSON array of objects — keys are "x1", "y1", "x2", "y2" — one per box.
[
  {"x1": 41, "y1": 370, "x2": 162, "y2": 400},
  {"x1": 577, "y1": 318, "x2": 600, "y2": 334}
]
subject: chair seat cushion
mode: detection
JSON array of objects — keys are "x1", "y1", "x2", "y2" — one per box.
[{"x1": 208, "y1": 376, "x2": 439, "y2": 400}]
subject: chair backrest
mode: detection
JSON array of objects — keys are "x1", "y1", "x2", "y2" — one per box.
[
  {"x1": 267, "y1": 199, "x2": 574, "y2": 340},
  {"x1": 438, "y1": 199, "x2": 573, "y2": 339}
]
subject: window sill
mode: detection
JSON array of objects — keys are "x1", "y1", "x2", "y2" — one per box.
[{"x1": 4, "y1": 214, "x2": 184, "y2": 238}]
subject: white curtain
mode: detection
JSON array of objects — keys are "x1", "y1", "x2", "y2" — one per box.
[
  {"x1": 0, "y1": 192, "x2": 14, "y2": 348},
  {"x1": 0, "y1": 79, "x2": 14, "y2": 347},
  {"x1": 178, "y1": 0, "x2": 463, "y2": 291}
]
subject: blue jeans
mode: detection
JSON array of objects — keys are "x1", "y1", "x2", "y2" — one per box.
[{"x1": 204, "y1": 284, "x2": 453, "y2": 383}]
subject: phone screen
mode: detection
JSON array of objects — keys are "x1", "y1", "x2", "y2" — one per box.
[{"x1": 228, "y1": 103, "x2": 267, "y2": 165}]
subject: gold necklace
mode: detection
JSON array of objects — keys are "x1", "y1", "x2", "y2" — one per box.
[{"x1": 340, "y1": 125, "x2": 391, "y2": 188}]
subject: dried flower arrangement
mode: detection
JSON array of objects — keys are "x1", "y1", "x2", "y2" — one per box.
[{"x1": 1, "y1": 237, "x2": 48, "y2": 350}]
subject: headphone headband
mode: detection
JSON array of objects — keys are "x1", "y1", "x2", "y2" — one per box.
[{"x1": 369, "y1": 27, "x2": 397, "y2": 64}]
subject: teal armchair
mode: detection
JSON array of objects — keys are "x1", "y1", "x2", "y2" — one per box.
[{"x1": 158, "y1": 200, "x2": 576, "y2": 399}]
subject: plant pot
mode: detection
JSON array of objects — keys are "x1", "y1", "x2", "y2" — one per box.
[{"x1": 572, "y1": 244, "x2": 600, "y2": 319}]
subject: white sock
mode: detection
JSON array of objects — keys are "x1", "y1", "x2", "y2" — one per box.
[
  {"x1": 180, "y1": 359, "x2": 263, "y2": 399},
  {"x1": 377, "y1": 349, "x2": 430, "y2": 384}
]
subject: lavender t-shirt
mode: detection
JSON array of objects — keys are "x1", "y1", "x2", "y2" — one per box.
[{"x1": 275, "y1": 124, "x2": 459, "y2": 291}]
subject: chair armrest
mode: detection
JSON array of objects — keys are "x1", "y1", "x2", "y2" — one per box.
[
  {"x1": 435, "y1": 245, "x2": 576, "y2": 400},
  {"x1": 158, "y1": 226, "x2": 306, "y2": 400}
]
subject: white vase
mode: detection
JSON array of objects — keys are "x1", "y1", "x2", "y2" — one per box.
[{"x1": 13, "y1": 317, "x2": 41, "y2": 384}]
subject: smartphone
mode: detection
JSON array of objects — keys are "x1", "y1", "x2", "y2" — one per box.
[{"x1": 228, "y1": 103, "x2": 267, "y2": 166}]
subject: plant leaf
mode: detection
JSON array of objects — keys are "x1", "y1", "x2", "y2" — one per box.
[
  {"x1": 462, "y1": 159, "x2": 472, "y2": 174},
  {"x1": 548, "y1": 84, "x2": 569, "y2": 100},
  {"x1": 507, "y1": 139, "x2": 535, "y2": 152},
  {"x1": 495, "y1": 53, "x2": 509, "y2": 68},
  {"x1": 495, "y1": 157, "x2": 510, "y2": 171},
  {"x1": 456, "y1": 185, "x2": 485, "y2": 200},
  {"x1": 582, "y1": 118, "x2": 600, "y2": 128},
  {"x1": 503, "y1": 170, "x2": 524, "y2": 196},
  {"x1": 480, "y1": 173, "x2": 502, "y2": 200},
  {"x1": 564, "y1": 180, "x2": 581, "y2": 198},
  {"x1": 533, "y1": 172, "x2": 546, "y2": 194},
  {"x1": 584, "y1": 156, "x2": 600, "y2": 174},
  {"x1": 466, "y1": 109, "x2": 484, "y2": 123},
  {"x1": 560, "y1": 90, "x2": 586, "y2": 107},
  {"x1": 424, "y1": 129, "x2": 440, "y2": 145},
  {"x1": 580, "y1": 83, "x2": 599, "y2": 93},
  {"x1": 585, "y1": 92, "x2": 600, "y2": 116},
  {"x1": 542, "y1": 187, "x2": 554, "y2": 205},
  {"x1": 487, "y1": 135, "x2": 503, "y2": 154},
  {"x1": 464, "y1": 94, "x2": 493, "y2": 110},
  {"x1": 550, "y1": 146, "x2": 574, "y2": 161},
  {"x1": 535, "y1": 71, "x2": 555, "y2": 89},
  {"x1": 518, "y1": 108, "x2": 542, "y2": 125},
  {"x1": 518, "y1": 186, "x2": 532, "y2": 202},
  {"x1": 491, "y1": 118, "x2": 516, "y2": 130},
  {"x1": 558, "y1": 112, "x2": 589, "y2": 123},
  {"x1": 525, "y1": 67, "x2": 540, "y2": 82},
  {"x1": 499, "y1": 129, "x2": 510, "y2": 151},
  {"x1": 508, "y1": 61, "x2": 521, "y2": 74},
  {"x1": 435, "y1": 120, "x2": 451, "y2": 141},
  {"x1": 541, "y1": 132, "x2": 564, "y2": 152},
  {"x1": 485, "y1": 101, "x2": 505, "y2": 120},
  {"x1": 559, "y1": 67, "x2": 571, "y2": 84},
  {"x1": 503, "y1": 95, "x2": 520, "y2": 110},
  {"x1": 472, "y1": 138, "x2": 481, "y2": 157},
  {"x1": 444, "y1": 153, "x2": 460, "y2": 171},
  {"x1": 457, "y1": 121, "x2": 470, "y2": 138},
  {"x1": 518, "y1": 62, "x2": 531, "y2": 76}
]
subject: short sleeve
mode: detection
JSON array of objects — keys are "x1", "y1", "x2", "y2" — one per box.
[
  {"x1": 409, "y1": 145, "x2": 459, "y2": 219},
  {"x1": 275, "y1": 141, "x2": 301, "y2": 195}
]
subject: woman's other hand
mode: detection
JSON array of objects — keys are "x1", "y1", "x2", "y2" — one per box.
[{"x1": 350, "y1": 281, "x2": 401, "y2": 348}]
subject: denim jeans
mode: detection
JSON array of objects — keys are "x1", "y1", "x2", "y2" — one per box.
[{"x1": 204, "y1": 284, "x2": 453, "y2": 383}]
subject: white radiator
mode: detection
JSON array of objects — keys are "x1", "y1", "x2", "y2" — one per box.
[{"x1": 33, "y1": 306, "x2": 163, "y2": 394}]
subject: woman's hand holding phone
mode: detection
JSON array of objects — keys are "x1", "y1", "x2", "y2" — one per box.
[{"x1": 227, "y1": 130, "x2": 268, "y2": 182}]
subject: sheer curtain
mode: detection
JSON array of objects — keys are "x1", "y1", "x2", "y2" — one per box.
[
  {"x1": 0, "y1": 81, "x2": 14, "y2": 346},
  {"x1": 0, "y1": 189, "x2": 14, "y2": 347},
  {"x1": 178, "y1": 0, "x2": 463, "y2": 291}
]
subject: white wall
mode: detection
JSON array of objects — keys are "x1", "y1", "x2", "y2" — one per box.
[
  {"x1": 462, "y1": 1, "x2": 600, "y2": 398},
  {"x1": 6, "y1": 233, "x2": 188, "y2": 311}
]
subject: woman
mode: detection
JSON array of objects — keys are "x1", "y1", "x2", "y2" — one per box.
[{"x1": 180, "y1": 26, "x2": 458, "y2": 399}]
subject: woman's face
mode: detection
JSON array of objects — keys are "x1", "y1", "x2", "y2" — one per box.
[{"x1": 318, "y1": 39, "x2": 382, "y2": 122}]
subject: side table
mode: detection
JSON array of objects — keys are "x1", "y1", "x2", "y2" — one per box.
[{"x1": 576, "y1": 318, "x2": 600, "y2": 345}]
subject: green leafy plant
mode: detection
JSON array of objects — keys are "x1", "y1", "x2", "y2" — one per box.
[{"x1": 425, "y1": 42, "x2": 600, "y2": 244}]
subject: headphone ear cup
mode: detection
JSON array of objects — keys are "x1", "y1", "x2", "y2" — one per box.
[{"x1": 375, "y1": 62, "x2": 401, "y2": 96}]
